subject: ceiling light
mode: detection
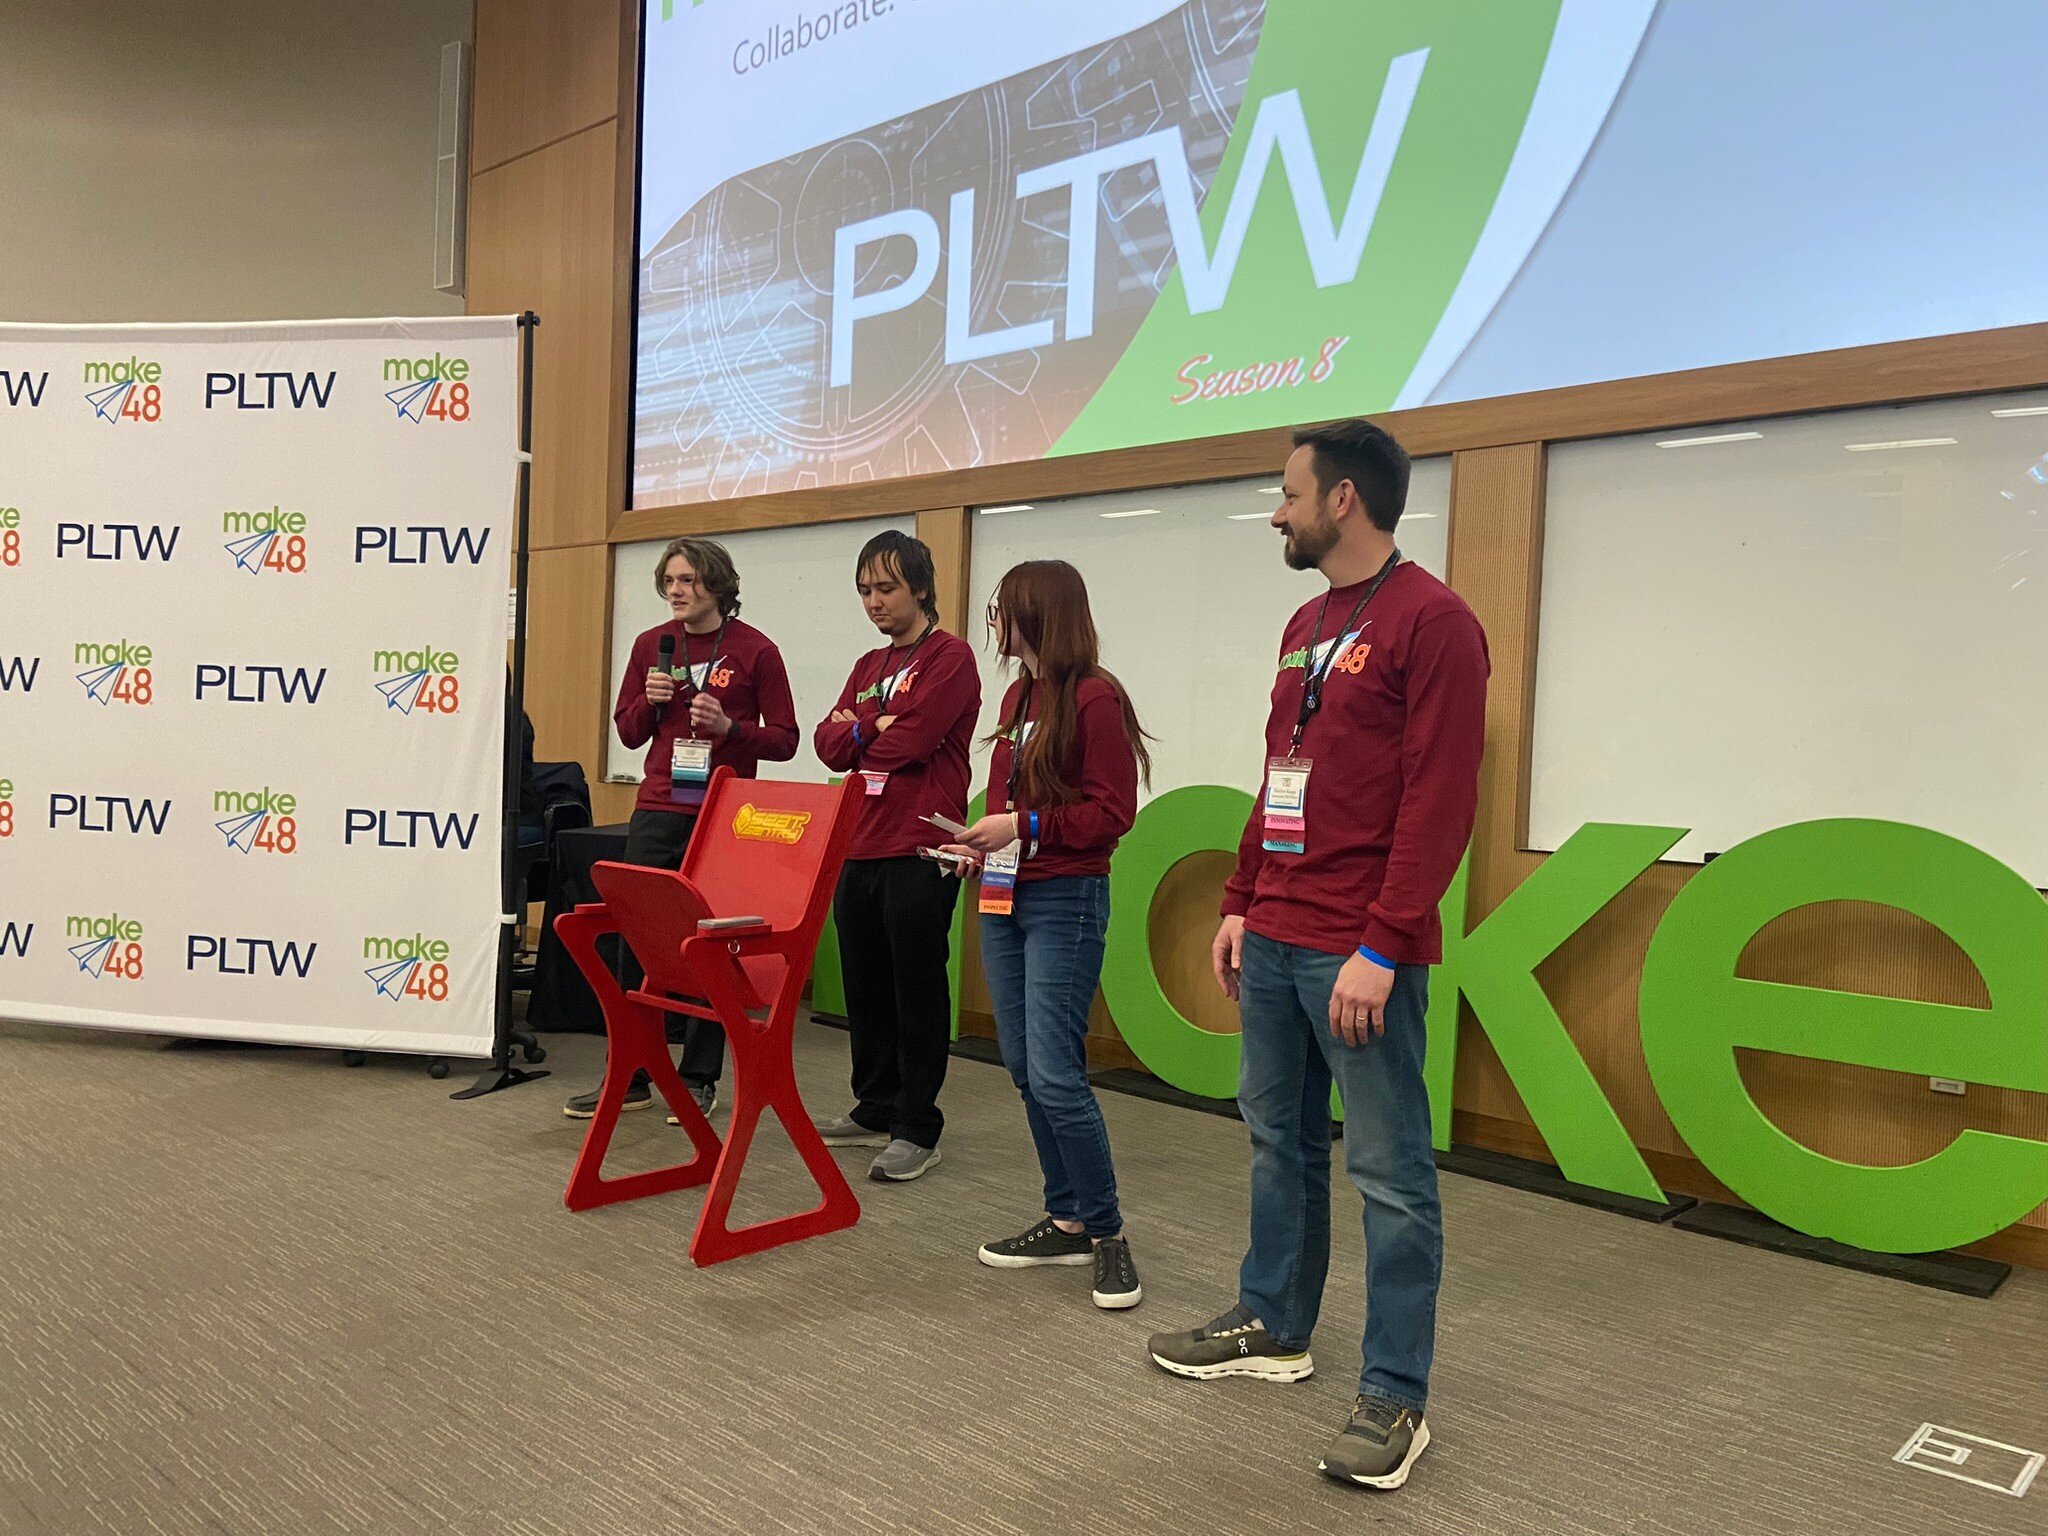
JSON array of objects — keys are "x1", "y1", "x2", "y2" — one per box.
[
  {"x1": 1990, "y1": 406, "x2": 2048, "y2": 418},
  {"x1": 1227, "y1": 512, "x2": 1268, "y2": 521},
  {"x1": 1843, "y1": 438, "x2": 1957, "y2": 452},
  {"x1": 1654, "y1": 431, "x2": 1763, "y2": 448},
  {"x1": 979, "y1": 503, "x2": 1033, "y2": 514},
  {"x1": 1100, "y1": 508, "x2": 1163, "y2": 519},
  {"x1": 1259, "y1": 486, "x2": 1283, "y2": 494}
]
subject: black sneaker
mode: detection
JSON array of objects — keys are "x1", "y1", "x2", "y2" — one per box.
[
  {"x1": 562, "y1": 1071, "x2": 651, "y2": 1119},
  {"x1": 1318, "y1": 1395, "x2": 1430, "y2": 1490},
  {"x1": 1091, "y1": 1236, "x2": 1143, "y2": 1310},
  {"x1": 1146, "y1": 1302, "x2": 1314, "y2": 1382},
  {"x1": 977, "y1": 1217, "x2": 1093, "y2": 1269},
  {"x1": 665, "y1": 1081, "x2": 718, "y2": 1124}
]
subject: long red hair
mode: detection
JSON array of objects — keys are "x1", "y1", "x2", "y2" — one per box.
[{"x1": 987, "y1": 560, "x2": 1152, "y2": 805}]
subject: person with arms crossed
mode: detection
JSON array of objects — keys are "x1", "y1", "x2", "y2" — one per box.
[
  {"x1": 812, "y1": 531, "x2": 981, "y2": 1183},
  {"x1": 1146, "y1": 420, "x2": 1488, "y2": 1492},
  {"x1": 940, "y1": 560, "x2": 1149, "y2": 1309},
  {"x1": 561, "y1": 536, "x2": 797, "y2": 1121}
]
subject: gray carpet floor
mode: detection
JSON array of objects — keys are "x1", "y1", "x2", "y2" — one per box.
[{"x1": 1, "y1": 1016, "x2": 2044, "y2": 1536}]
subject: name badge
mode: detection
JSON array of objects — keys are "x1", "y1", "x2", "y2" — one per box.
[
  {"x1": 1262, "y1": 755, "x2": 1311, "y2": 854},
  {"x1": 860, "y1": 770, "x2": 889, "y2": 798},
  {"x1": 672, "y1": 739, "x2": 713, "y2": 784},
  {"x1": 979, "y1": 841, "x2": 1022, "y2": 916}
]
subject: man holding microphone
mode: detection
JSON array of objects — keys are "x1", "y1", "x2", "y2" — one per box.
[
  {"x1": 560, "y1": 536, "x2": 797, "y2": 1120},
  {"x1": 1146, "y1": 420, "x2": 1488, "y2": 1492}
]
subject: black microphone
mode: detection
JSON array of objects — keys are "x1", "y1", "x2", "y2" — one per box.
[{"x1": 656, "y1": 634, "x2": 675, "y2": 719}]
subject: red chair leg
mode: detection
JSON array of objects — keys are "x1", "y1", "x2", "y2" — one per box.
[
  {"x1": 557, "y1": 911, "x2": 722, "y2": 1212},
  {"x1": 687, "y1": 972, "x2": 860, "y2": 1266}
]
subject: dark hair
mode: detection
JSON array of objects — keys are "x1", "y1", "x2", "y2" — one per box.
[
  {"x1": 1293, "y1": 419, "x2": 1411, "y2": 533},
  {"x1": 985, "y1": 560, "x2": 1152, "y2": 805},
  {"x1": 655, "y1": 536, "x2": 742, "y2": 618},
  {"x1": 856, "y1": 530, "x2": 939, "y2": 622}
]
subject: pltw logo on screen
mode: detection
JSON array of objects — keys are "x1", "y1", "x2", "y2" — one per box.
[
  {"x1": 381, "y1": 353, "x2": 472, "y2": 424},
  {"x1": 223, "y1": 506, "x2": 309, "y2": 575},
  {"x1": 372, "y1": 646, "x2": 462, "y2": 716},
  {"x1": 362, "y1": 933, "x2": 452, "y2": 1003},
  {"x1": 828, "y1": 55, "x2": 1429, "y2": 388},
  {"x1": 66, "y1": 913, "x2": 144, "y2": 980},
  {"x1": 81, "y1": 358, "x2": 164, "y2": 425},
  {"x1": 73, "y1": 639, "x2": 154, "y2": 707},
  {"x1": 213, "y1": 786, "x2": 299, "y2": 856}
]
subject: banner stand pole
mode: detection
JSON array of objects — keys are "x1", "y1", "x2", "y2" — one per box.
[{"x1": 454, "y1": 311, "x2": 550, "y2": 1100}]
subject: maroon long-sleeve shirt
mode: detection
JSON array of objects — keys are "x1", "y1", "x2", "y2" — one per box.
[
  {"x1": 813, "y1": 627, "x2": 980, "y2": 861},
  {"x1": 985, "y1": 676, "x2": 1138, "y2": 882},
  {"x1": 616, "y1": 618, "x2": 798, "y2": 815},
  {"x1": 1223, "y1": 561, "x2": 1489, "y2": 964}
]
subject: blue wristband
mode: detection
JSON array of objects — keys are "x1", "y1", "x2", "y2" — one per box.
[
  {"x1": 1027, "y1": 811, "x2": 1040, "y2": 856},
  {"x1": 1357, "y1": 945, "x2": 1396, "y2": 971},
  {"x1": 851, "y1": 720, "x2": 865, "y2": 750}
]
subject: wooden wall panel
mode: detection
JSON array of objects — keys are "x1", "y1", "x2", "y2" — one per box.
[
  {"x1": 522, "y1": 544, "x2": 609, "y2": 775},
  {"x1": 470, "y1": 0, "x2": 624, "y2": 172},
  {"x1": 466, "y1": 122, "x2": 622, "y2": 551}
]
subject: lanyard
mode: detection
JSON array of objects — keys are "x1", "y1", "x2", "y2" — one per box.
[
  {"x1": 1291, "y1": 549, "x2": 1401, "y2": 752},
  {"x1": 876, "y1": 622, "x2": 933, "y2": 707},
  {"x1": 675, "y1": 618, "x2": 726, "y2": 703}
]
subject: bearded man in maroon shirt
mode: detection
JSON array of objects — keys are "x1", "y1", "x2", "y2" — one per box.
[{"x1": 1147, "y1": 419, "x2": 1489, "y2": 1494}]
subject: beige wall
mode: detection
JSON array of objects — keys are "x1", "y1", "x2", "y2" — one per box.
[{"x1": 0, "y1": 0, "x2": 471, "y2": 323}]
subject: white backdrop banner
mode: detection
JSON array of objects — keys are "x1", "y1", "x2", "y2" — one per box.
[{"x1": 0, "y1": 316, "x2": 519, "y2": 1056}]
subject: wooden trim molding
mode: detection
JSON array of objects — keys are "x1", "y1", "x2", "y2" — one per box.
[{"x1": 607, "y1": 322, "x2": 2048, "y2": 544}]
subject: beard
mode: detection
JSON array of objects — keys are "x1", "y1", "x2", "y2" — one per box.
[{"x1": 1282, "y1": 508, "x2": 1340, "y2": 571}]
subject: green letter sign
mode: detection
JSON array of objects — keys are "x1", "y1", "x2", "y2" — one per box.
[{"x1": 1640, "y1": 819, "x2": 2048, "y2": 1253}]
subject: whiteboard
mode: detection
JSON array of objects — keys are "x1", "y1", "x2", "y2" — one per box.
[
  {"x1": 1529, "y1": 389, "x2": 2048, "y2": 884},
  {"x1": 606, "y1": 517, "x2": 914, "y2": 784},
  {"x1": 965, "y1": 464, "x2": 1452, "y2": 807}
]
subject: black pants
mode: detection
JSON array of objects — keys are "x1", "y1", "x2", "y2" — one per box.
[
  {"x1": 833, "y1": 855, "x2": 960, "y2": 1148},
  {"x1": 610, "y1": 807, "x2": 725, "y2": 1087}
]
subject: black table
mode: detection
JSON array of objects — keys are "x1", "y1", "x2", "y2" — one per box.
[{"x1": 527, "y1": 821, "x2": 631, "y2": 1035}]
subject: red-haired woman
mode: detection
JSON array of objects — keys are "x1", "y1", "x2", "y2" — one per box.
[{"x1": 942, "y1": 559, "x2": 1151, "y2": 1309}]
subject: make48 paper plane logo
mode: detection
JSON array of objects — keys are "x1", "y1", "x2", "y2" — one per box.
[
  {"x1": 362, "y1": 933, "x2": 451, "y2": 1002},
  {"x1": 213, "y1": 786, "x2": 299, "y2": 855},
  {"x1": 81, "y1": 357, "x2": 164, "y2": 425},
  {"x1": 382, "y1": 353, "x2": 472, "y2": 424},
  {"x1": 67, "y1": 912, "x2": 144, "y2": 980},
  {"x1": 73, "y1": 639, "x2": 154, "y2": 706},
  {"x1": 222, "y1": 506, "x2": 309, "y2": 575},
  {"x1": 1, "y1": 505, "x2": 20, "y2": 570},
  {"x1": 0, "y1": 775, "x2": 14, "y2": 839},
  {"x1": 373, "y1": 644, "x2": 461, "y2": 716}
]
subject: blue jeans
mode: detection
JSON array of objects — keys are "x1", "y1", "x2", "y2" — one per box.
[
  {"x1": 1236, "y1": 929, "x2": 1442, "y2": 1409},
  {"x1": 980, "y1": 874, "x2": 1121, "y2": 1237}
]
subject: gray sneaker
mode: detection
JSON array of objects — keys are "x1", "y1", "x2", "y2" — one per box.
[
  {"x1": 562, "y1": 1071, "x2": 651, "y2": 1119},
  {"x1": 869, "y1": 1139, "x2": 941, "y2": 1182},
  {"x1": 664, "y1": 1081, "x2": 718, "y2": 1124},
  {"x1": 1318, "y1": 1395, "x2": 1430, "y2": 1490},
  {"x1": 1146, "y1": 1302, "x2": 1314, "y2": 1382},
  {"x1": 813, "y1": 1113, "x2": 889, "y2": 1148}
]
